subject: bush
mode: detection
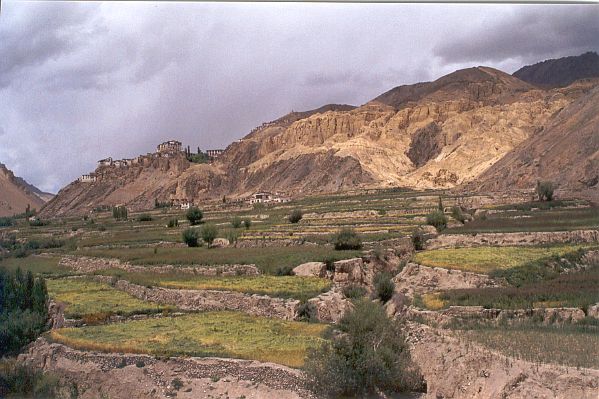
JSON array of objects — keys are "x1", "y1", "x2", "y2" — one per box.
[
  {"x1": 0, "y1": 359, "x2": 60, "y2": 398},
  {"x1": 186, "y1": 206, "x2": 203, "y2": 225},
  {"x1": 201, "y1": 224, "x2": 218, "y2": 246},
  {"x1": 28, "y1": 219, "x2": 48, "y2": 227},
  {"x1": 226, "y1": 229, "x2": 239, "y2": 244},
  {"x1": 231, "y1": 217, "x2": 242, "y2": 228},
  {"x1": 323, "y1": 257, "x2": 336, "y2": 272},
  {"x1": 288, "y1": 209, "x2": 303, "y2": 224},
  {"x1": 374, "y1": 272, "x2": 395, "y2": 303},
  {"x1": 342, "y1": 284, "x2": 367, "y2": 300},
  {"x1": 182, "y1": 228, "x2": 200, "y2": 247},
  {"x1": 411, "y1": 228, "x2": 425, "y2": 251},
  {"x1": 167, "y1": 218, "x2": 179, "y2": 228},
  {"x1": 332, "y1": 228, "x2": 362, "y2": 250},
  {"x1": 297, "y1": 301, "x2": 318, "y2": 322},
  {"x1": 304, "y1": 300, "x2": 423, "y2": 396},
  {"x1": 0, "y1": 217, "x2": 14, "y2": 227},
  {"x1": 451, "y1": 206, "x2": 467, "y2": 224},
  {"x1": 426, "y1": 210, "x2": 447, "y2": 231},
  {"x1": 536, "y1": 181, "x2": 555, "y2": 201},
  {"x1": 137, "y1": 214, "x2": 152, "y2": 222},
  {"x1": 275, "y1": 265, "x2": 294, "y2": 276},
  {"x1": 243, "y1": 218, "x2": 252, "y2": 229}
]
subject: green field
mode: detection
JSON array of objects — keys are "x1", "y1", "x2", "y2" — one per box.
[
  {"x1": 0, "y1": 255, "x2": 72, "y2": 277},
  {"x1": 80, "y1": 246, "x2": 362, "y2": 274},
  {"x1": 413, "y1": 245, "x2": 591, "y2": 274},
  {"x1": 96, "y1": 269, "x2": 331, "y2": 300},
  {"x1": 47, "y1": 278, "x2": 173, "y2": 320},
  {"x1": 49, "y1": 312, "x2": 327, "y2": 367}
]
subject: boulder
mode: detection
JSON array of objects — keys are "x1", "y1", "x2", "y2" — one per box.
[
  {"x1": 292, "y1": 262, "x2": 326, "y2": 277},
  {"x1": 308, "y1": 291, "x2": 353, "y2": 323},
  {"x1": 210, "y1": 238, "x2": 230, "y2": 248},
  {"x1": 333, "y1": 258, "x2": 364, "y2": 285},
  {"x1": 587, "y1": 303, "x2": 599, "y2": 319}
]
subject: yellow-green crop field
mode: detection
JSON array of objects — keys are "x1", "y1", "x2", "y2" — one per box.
[
  {"x1": 413, "y1": 245, "x2": 591, "y2": 274},
  {"x1": 49, "y1": 311, "x2": 327, "y2": 367},
  {"x1": 47, "y1": 278, "x2": 173, "y2": 319}
]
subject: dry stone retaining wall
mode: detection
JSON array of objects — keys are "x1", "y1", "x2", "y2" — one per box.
[{"x1": 426, "y1": 229, "x2": 599, "y2": 249}]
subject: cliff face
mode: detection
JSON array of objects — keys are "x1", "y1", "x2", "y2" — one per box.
[
  {"x1": 41, "y1": 62, "x2": 599, "y2": 216},
  {"x1": 473, "y1": 81, "x2": 599, "y2": 201},
  {"x1": 0, "y1": 163, "x2": 50, "y2": 217}
]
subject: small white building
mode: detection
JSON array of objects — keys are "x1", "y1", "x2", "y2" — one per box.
[
  {"x1": 98, "y1": 157, "x2": 113, "y2": 167},
  {"x1": 206, "y1": 149, "x2": 224, "y2": 160},
  {"x1": 248, "y1": 192, "x2": 290, "y2": 204},
  {"x1": 157, "y1": 140, "x2": 182, "y2": 153},
  {"x1": 79, "y1": 174, "x2": 97, "y2": 183}
]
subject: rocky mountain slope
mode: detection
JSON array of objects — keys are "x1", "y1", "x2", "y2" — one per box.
[
  {"x1": 41, "y1": 54, "x2": 599, "y2": 216},
  {"x1": 0, "y1": 163, "x2": 51, "y2": 217},
  {"x1": 513, "y1": 51, "x2": 599, "y2": 88},
  {"x1": 473, "y1": 81, "x2": 599, "y2": 201}
]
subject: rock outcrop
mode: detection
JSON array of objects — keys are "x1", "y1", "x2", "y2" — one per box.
[{"x1": 0, "y1": 162, "x2": 51, "y2": 216}]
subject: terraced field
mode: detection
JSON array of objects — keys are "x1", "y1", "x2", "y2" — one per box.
[{"x1": 49, "y1": 312, "x2": 327, "y2": 367}]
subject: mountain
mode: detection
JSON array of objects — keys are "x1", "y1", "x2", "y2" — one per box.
[
  {"x1": 513, "y1": 51, "x2": 599, "y2": 88},
  {"x1": 41, "y1": 63, "x2": 599, "y2": 216},
  {"x1": 0, "y1": 163, "x2": 52, "y2": 217},
  {"x1": 473, "y1": 81, "x2": 599, "y2": 201}
]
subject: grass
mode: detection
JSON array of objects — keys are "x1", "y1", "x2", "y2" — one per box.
[
  {"x1": 0, "y1": 255, "x2": 73, "y2": 277},
  {"x1": 413, "y1": 244, "x2": 591, "y2": 274},
  {"x1": 49, "y1": 312, "x2": 327, "y2": 367},
  {"x1": 79, "y1": 246, "x2": 362, "y2": 274},
  {"x1": 47, "y1": 278, "x2": 174, "y2": 320},
  {"x1": 458, "y1": 322, "x2": 599, "y2": 369},
  {"x1": 96, "y1": 269, "x2": 331, "y2": 300},
  {"x1": 427, "y1": 263, "x2": 599, "y2": 310},
  {"x1": 446, "y1": 207, "x2": 599, "y2": 234}
]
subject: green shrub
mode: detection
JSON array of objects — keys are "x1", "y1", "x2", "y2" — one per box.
[
  {"x1": 226, "y1": 230, "x2": 239, "y2": 244},
  {"x1": 411, "y1": 229, "x2": 425, "y2": 251},
  {"x1": 137, "y1": 214, "x2": 152, "y2": 222},
  {"x1": 332, "y1": 228, "x2": 362, "y2": 250},
  {"x1": 451, "y1": 206, "x2": 467, "y2": 224},
  {"x1": 342, "y1": 284, "x2": 367, "y2": 300},
  {"x1": 288, "y1": 209, "x2": 303, "y2": 224},
  {"x1": 426, "y1": 210, "x2": 447, "y2": 231},
  {"x1": 323, "y1": 257, "x2": 336, "y2": 272},
  {"x1": 201, "y1": 224, "x2": 218, "y2": 246},
  {"x1": 297, "y1": 301, "x2": 318, "y2": 322},
  {"x1": 536, "y1": 181, "x2": 555, "y2": 201},
  {"x1": 304, "y1": 300, "x2": 423, "y2": 396},
  {"x1": 167, "y1": 218, "x2": 179, "y2": 228},
  {"x1": 231, "y1": 217, "x2": 242, "y2": 228},
  {"x1": 0, "y1": 217, "x2": 14, "y2": 227},
  {"x1": 28, "y1": 219, "x2": 48, "y2": 227},
  {"x1": 374, "y1": 272, "x2": 395, "y2": 303},
  {"x1": 186, "y1": 206, "x2": 203, "y2": 225},
  {"x1": 275, "y1": 265, "x2": 294, "y2": 276},
  {"x1": 182, "y1": 228, "x2": 200, "y2": 247},
  {"x1": 243, "y1": 218, "x2": 252, "y2": 229},
  {"x1": 171, "y1": 378, "x2": 184, "y2": 391},
  {"x1": 0, "y1": 359, "x2": 60, "y2": 398}
]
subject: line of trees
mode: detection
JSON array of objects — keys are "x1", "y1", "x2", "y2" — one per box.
[{"x1": 0, "y1": 268, "x2": 49, "y2": 356}]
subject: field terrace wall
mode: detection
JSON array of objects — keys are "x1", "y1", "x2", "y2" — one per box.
[
  {"x1": 426, "y1": 229, "x2": 599, "y2": 249},
  {"x1": 90, "y1": 275, "x2": 299, "y2": 320},
  {"x1": 19, "y1": 338, "x2": 314, "y2": 399},
  {"x1": 59, "y1": 255, "x2": 260, "y2": 276}
]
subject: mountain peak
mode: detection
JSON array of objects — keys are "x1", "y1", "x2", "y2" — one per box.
[{"x1": 513, "y1": 51, "x2": 599, "y2": 88}]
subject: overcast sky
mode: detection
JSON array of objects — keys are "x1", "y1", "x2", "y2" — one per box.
[{"x1": 1, "y1": 2, "x2": 598, "y2": 193}]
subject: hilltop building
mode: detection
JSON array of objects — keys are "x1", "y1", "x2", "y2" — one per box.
[
  {"x1": 78, "y1": 174, "x2": 97, "y2": 183},
  {"x1": 157, "y1": 140, "x2": 182, "y2": 153},
  {"x1": 98, "y1": 157, "x2": 113, "y2": 167},
  {"x1": 248, "y1": 191, "x2": 290, "y2": 204},
  {"x1": 206, "y1": 149, "x2": 224, "y2": 160}
]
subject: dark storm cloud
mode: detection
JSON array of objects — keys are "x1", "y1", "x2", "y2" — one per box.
[
  {"x1": 0, "y1": 2, "x2": 596, "y2": 193},
  {"x1": 434, "y1": 5, "x2": 599, "y2": 69}
]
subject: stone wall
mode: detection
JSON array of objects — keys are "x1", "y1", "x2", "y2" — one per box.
[
  {"x1": 91, "y1": 275, "x2": 299, "y2": 320},
  {"x1": 59, "y1": 255, "x2": 260, "y2": 276},
  {"x1": 19, "y1": 338, "x2": 314, "y2": 399},
  {"x1": 426, "y1": 229, "x2": 599, "y2": 249}
]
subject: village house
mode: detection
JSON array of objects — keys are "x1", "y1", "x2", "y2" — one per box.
[
  {"x1": 206, "y1": 149, "x2": 224, "y2": 160},
  {"x1": 248, "y1": 191, "x2": 291, "y2": 204},
  {"x1": 98, "y1": 157, "x2": 113, "y2": 167},
  {"x1": 78, "y1": 174, "x2": 97, "y2": 183},
  {"x1": 157, "y1": 140, "x2": 182, "y2": 153}
]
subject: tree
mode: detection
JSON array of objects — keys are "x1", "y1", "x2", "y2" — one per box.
[
  {"x1": 426, "y1": 210, "x2": 447, "y2": 231},
  {"x1": 288, "y1": 209, "x2": 303, "y2": 224},
  {"x1": 201, "y1": 224, "x2": 218, "y2": 246},
  {"x1": 243, "y1": 218, "x2": 252, "y2": 230},
  {"x1": 536, "y1": 181, "x2": 555, "y2": 201},
  {"x1": 182, "y1": 228, "x2": 200, "y2": 247},
  {"x1": 332, "y1": 228, "x2": 362, "y2": 250},
  {"x1": 186, "y1": 206, "x2": 203, "y2": 225},
  {"x1": 451, "y1": 205, "x2": 467, "y2": 224},
  {"x1": 112, "y1": 206, "x2": 128, "y2": 220},
  {"x1": 304, "y1": 300, "x2": 423, "y2": 396},
  {"x1": 411, "y1": 228, "x2": 425, "y2": 250},
  {"x1": 438, "y1": 196, "x2": 444, "y2": 212},
  {"x1": 231, "y1": 217, "x2": 242, "y2": 228}
]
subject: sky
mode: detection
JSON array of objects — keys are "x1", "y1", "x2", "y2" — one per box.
[{"x1": 1, "y1": 2, "x2": 598, "y2": 193}]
